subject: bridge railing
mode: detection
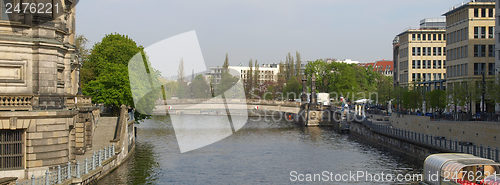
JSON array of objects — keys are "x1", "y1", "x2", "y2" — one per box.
[
  {"x1": 359, "y1": 119, "x2": 500, "y2": 162},
  {"x1": 157, "y1": 99, "x2": 301, "y2": 107}
]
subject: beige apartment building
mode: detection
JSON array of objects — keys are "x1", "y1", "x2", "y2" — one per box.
[
  {"x1": 444, "y1": 0, "x2": 496, "y2": 113},
  {"x1": 206, "y1": 64, "x2": 281, "y2": 85},
  {"x1": 395, "y1": 19, "x2": 447, "y2": 89}
]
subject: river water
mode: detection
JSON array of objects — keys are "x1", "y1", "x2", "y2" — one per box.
[{"x1": 98, "y1": 115, "x2": 422, "y2": 185}]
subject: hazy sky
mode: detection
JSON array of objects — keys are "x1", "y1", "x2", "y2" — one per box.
[{"x1": 76, "y1": 0, "x2": 466, "y2": 66}]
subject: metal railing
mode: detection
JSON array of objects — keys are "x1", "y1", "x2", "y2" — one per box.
[
  {"x1": 360, "y1": 119, "x2": 500, "y2": 162},
  {"x1": 16, "y1": 144, "x2": 115, "y2": 185}
]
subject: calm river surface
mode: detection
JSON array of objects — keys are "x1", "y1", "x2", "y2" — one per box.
[{"x1": 99, "y1": 115, "x2": 422, "y2": 185}]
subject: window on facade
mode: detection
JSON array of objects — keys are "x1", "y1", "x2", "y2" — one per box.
[
  {"x1": 489, "y1": 8, "x2": 494, "y2": 17},
  {"x1": 427, "y1": 47, "x2": 432, "y2": 56},
  {"x1": 438, "y1": 34, "x2": 442, "y2": 40},
  {"x1": 437, "y1": 47, "x2": 442, "y2": 56},
  {"x1": 433, "y1": 34, "x2": 437, "y2": 40},
  {"x1": 474, "y1": 63, "x2": 486, "y2": 75},
  {"x1": 412, "y1": 34, "x2": 416, "y2": 41},
  {"x1": 433, "y1": 47, "x2": 437, "y2": 56},
  {"x1": 417, "y1": 34, "x2": 421, "y2": 40},
  {"x1": 474, "y1": 8, "x2": 479, "y2": 17},
  {"x1": 417, "y1": 60, "x2": 421, "y2": 69},
  {"x1": 489, "y1": 63, "x2": 495, "y2": 75},
  {"x1": 489, "y1": 45, "x2": 495, "y2": 57},
  {"x1": 0, "y1": 130, "x2": 23, "y2": 170},
  {"x1": 412, "y1": 60, "x2": 416, "y2": 69},
  {"x1": 412, "y1": 47, "x2": 416, "y2": 56},
  {"x1": 481, "y1": 27, "x2": 486, "y2": 38},
  {"x1": 417, "y1": 47, "x2": 421, "y2": 56},
  {"x1": 433, "y1": 60, "x2": 437, "y2": 69},
  {"x1": 482, "y1": 8, "x2": 486, "y2": 17},
  {"x1": 489, "y1": 27, "x2": 494, "y2": 38},
  {"x1": 475, "y1": 45, "x2": 483, "y2": 57},
  {"x1": 412, "y1": 73, "x2": 416, "y2": 82},
  {"x1": 422, "y1": 47, "x2": 426, "y2": 56},
  {"x1": 474, "y1": 27, "x2": 479, "y2": 38},
  {"x1": 481, "y1": 45, "x2": 486, "y2": 57}
]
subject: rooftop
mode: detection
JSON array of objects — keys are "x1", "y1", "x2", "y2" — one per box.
[{"x1": 443, "y1": 0, "x2": 495, "y2": 16}]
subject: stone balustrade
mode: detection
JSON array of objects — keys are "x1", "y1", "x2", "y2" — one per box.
[{"x1": 0, "y1": 95, "x2": 34, "y2": 111}]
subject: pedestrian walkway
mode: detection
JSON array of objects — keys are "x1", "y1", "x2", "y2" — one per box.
[{"x1": 76, "y1": 117, "x2": 118, "y2": 161}]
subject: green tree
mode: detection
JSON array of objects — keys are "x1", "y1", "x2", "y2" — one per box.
[
  {"x1": 486, "y1": 75, "x2": 500, "y2": 106},
  {"x1": 75, "y1": 35, "x2": 90, "y2": 61},
  {"x1": 223, "y1": 53, "x2": 229, "y2": 71},
  {"x1": 427, "y1": 89, "x2": 447, "y2": 112},
  {"x1": 83, "y1": 63, "x2": 133, "y2": 112},
  {"x1": 288, "y1": 52, "x2": 295, "y2": 78},
  {"x1": 81, "y1": 34, "x2": 143, "y2": 86},
  {"x1": 246, "y1": 59, "x2": 254, "y2": 96},
  {"x1": 377, "y1": 75, "x2": 394, "y2": 105},
  {"x1": 82, "y1": 33, "x2": 146, "y2": 116},
  {"x1": 254, "y1": 60, "x2": 260, "y2": 87},
  {"x1": 295, "y1": 51, "x2": 302, "y2": 79},
  {"x1": 283, "y1": 76, "x2": 302, "y2": 100},
  {"x1": 448, "y1": 82, "x2": 467, "y2": 113},
  {"x1": 190, "y1": 74, "x2": 211, "y2": 99},
  {"x1": 402, "y1": 89, "x2": 422, "y2": 111}
]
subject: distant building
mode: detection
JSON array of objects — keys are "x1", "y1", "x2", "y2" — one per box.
[
  {"x1": 206, "y1": 64, "x2": 281, "y2": 85},
  {"x1": 373, "y1": 60, "x2": 394, "y2": 77},
  {"x1": 394, "y1": 18, "x2": 447, "y2": 89},
  {"x1": 393, "y1": 36, "x2": 400, "y2": 87},
  {"x1": 359, "y1": 61, "x2": 394, "y2": 77},
  {"x1": 443, "y1": 0, "x2": 496, "y2": 113},
  {"x1": 496, "y1": 0, "x2": 500, "y2": 112},
  {"x1": 327, "y1": 59, "x2": 360, "y2": 64}
]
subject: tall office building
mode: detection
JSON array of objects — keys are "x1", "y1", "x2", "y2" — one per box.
[
  {"x1": 496, "y1": 0, "x2": 500, "y2": 112},
  {"x1": 394, "y1": 18, "x2": 447, "y2": 89},
  {"x1": 444, "y1": 0, "x2": 496, "y2": 113}
]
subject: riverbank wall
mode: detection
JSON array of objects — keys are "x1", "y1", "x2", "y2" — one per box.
[{"x1": 348, "y1": 115, "x2": 500, "y2": 163}]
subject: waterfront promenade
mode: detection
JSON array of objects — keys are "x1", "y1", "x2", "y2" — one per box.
[{"x1": 76, "y1": 117, "x2": 119, "y2": 161}]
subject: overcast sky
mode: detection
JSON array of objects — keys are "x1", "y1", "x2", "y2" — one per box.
[{"x1": 76, "y1": 0, "x2": 466, "y2": 66}]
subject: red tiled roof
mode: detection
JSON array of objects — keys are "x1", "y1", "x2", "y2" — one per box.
[{"x1": 372, "y1": 60, "x2": 393, "y2": 72}]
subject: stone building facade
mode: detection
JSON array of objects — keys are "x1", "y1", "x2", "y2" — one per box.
[
  {"x1": 0, "y1": 0, "x2": 100, "y2": 180},
  {"x1": 395, "y1": 19, "x2": 447, "y2": 89},
  {"x1": 443, "y1": 0, "x2": 496, "y2": 113}
]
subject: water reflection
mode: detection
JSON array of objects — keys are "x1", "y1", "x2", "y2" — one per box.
[{"x1": 99, "y1": 115, "x2": 421, "y2": 185}]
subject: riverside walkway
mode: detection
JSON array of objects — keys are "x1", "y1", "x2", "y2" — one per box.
[{"x1": 76, "y1": 117, "x2": 118, "y2": 161}]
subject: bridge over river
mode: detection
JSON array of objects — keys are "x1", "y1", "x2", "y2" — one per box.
[{"x1": 152, "y1": 99, "x2": 333, "y2": 126}]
